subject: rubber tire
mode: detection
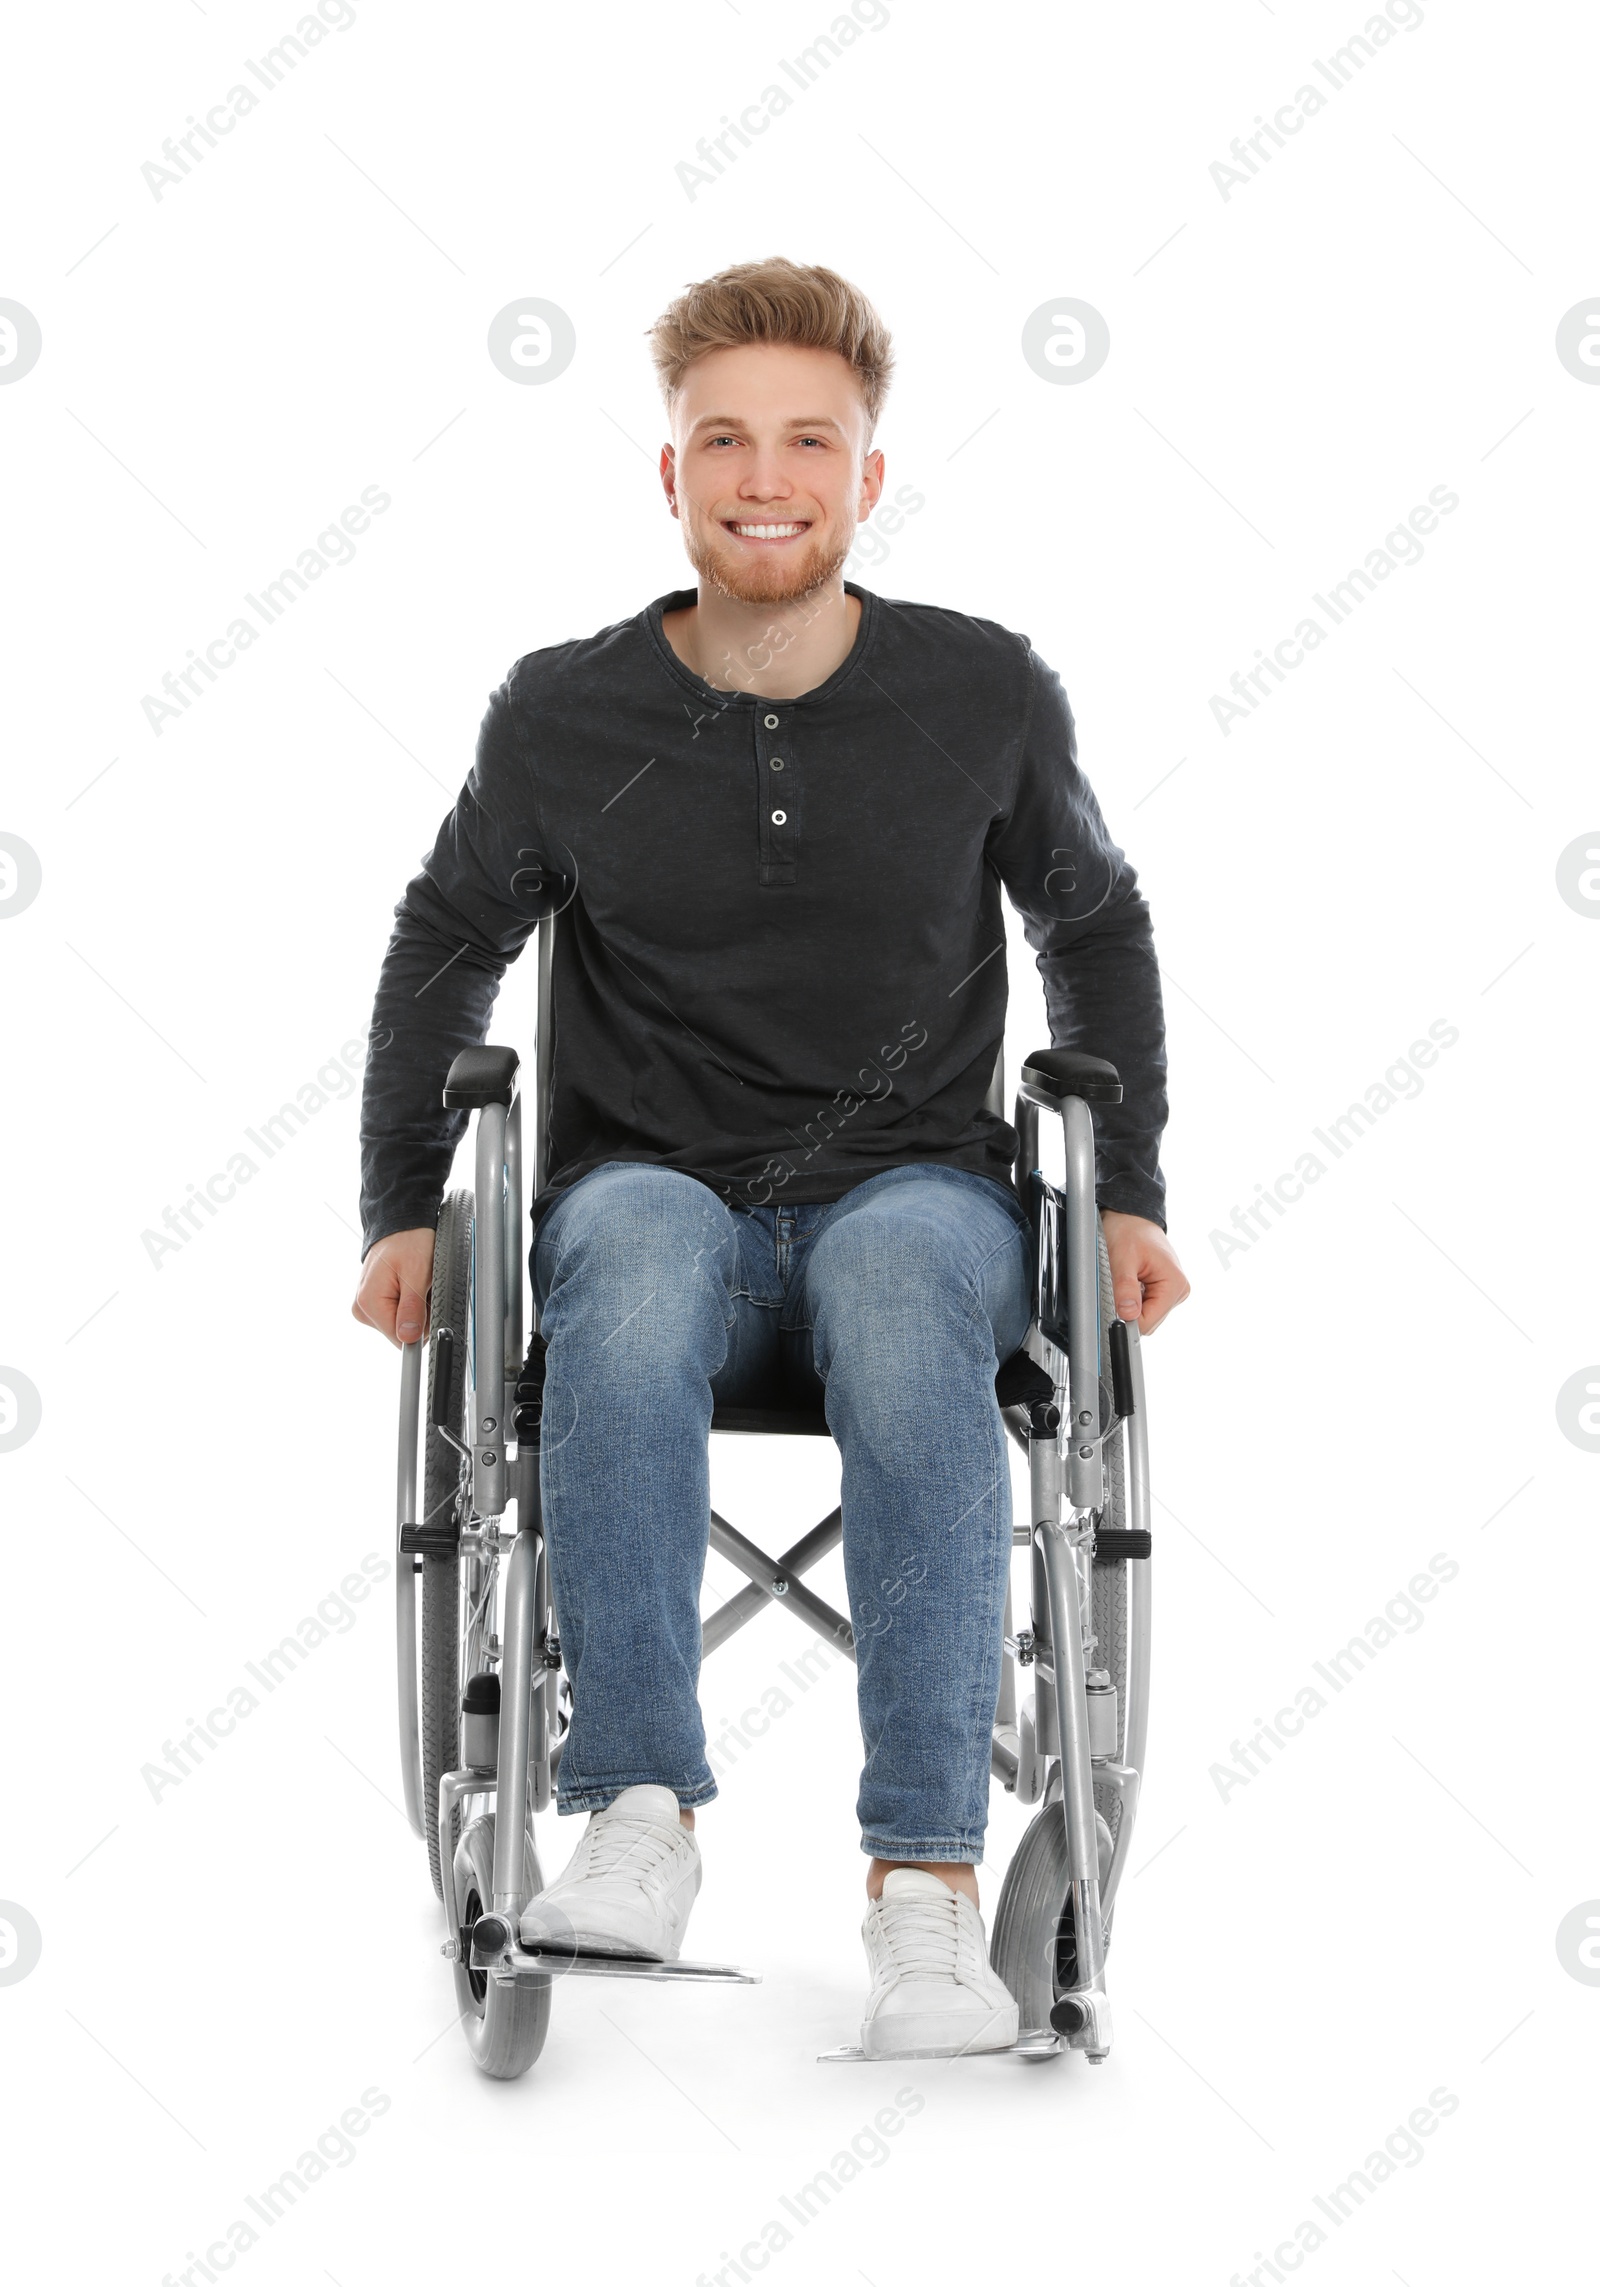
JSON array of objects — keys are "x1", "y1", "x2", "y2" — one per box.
[
  {"x1": 1091, "y1": 1219, "x2": 1132, "y2": 1856},
  {"x1": 989, "y1": 1802, "x2": 1115, "y2": 2035},
  {"x1": 452, "y1": 1814, "x2": 551, "y2": 2080},
  {"x1": 421, "y1": 1190, "x2": 473, "y2": 1901}
]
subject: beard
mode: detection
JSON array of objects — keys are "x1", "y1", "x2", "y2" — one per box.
[{"x1": 678, "y1": 504, "x2": 855, "y2": 611}]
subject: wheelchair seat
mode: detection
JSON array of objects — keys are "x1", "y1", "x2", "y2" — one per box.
[{"x1": 513, "y1": 1332, "x2": 1056, "y2": 1441}]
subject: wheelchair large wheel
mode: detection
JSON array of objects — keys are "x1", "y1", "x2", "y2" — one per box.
[
  {"x1": 451, "y1": 1814, "x2": 550, "y2": 2080},
  {"x1": 421, "y1": 1189, "x2": 473, "y2": 1901},
  {"x1": 991, "y1": 1219, "x2": 1134, "y2": 2025},
  {"x1": 1091, "y1": 1220, "x2": 1134, "y2": 1857}
]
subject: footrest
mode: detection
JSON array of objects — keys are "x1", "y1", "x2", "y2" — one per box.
[
  {"x1": 818, "y1": 2030, "x2": 1063, "y2": 2063},
  {"x1": 469, "y1": 1922, "x2": 759, "y2": 1985},
  {"x1": 518, "y1": 1946, "x2": 760, "y2": 1985}
]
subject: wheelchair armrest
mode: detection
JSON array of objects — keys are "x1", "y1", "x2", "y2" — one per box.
[
  {"x1": 443, "y1": 1045, "x2": 520, "y2": 1110},
  {"x1": 1019, "y1": 1048, "x2": 1122, "y2": 1107}
]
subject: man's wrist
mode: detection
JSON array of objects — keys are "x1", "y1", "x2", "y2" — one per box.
[
  {"x1": 361, "y1": 1207, "x2": 442, "y2": 1262},
  {"x1": 1096, "y1": 1188, "x2": 1166, "y2": 1234}
]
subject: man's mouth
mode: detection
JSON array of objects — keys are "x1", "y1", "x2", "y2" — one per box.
[{"x1": 722, "y1": 520, "x2": 813, "y2": 544}]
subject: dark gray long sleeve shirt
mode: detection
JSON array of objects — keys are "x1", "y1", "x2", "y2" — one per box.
[{"x1": 358, "y1": 582, "x2": 1169, "y2": 1257}]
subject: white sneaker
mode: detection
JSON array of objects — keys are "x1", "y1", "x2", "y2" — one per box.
[
  {"x1": 860, "y1": 1869, "x2": 1020, "y2": 2059},
  {"x1": 519, "y1": 1785, "x2": 701, "y2": 1960}
]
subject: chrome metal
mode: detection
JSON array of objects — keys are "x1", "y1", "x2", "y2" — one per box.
[
  {"x1": 1089, "y1": 1760, "x2": 1142, "y2": 1920},
  {"x1": 1028, "y1": 1438, "x2": 1060, "y2": 1761},
  {"x1": 437, "y1": 1767, "x2": 499, "y2": 1958},
  {"x1": 504, "y1": 1090, "x2": 524, "y2": 1384},
  {"x1": 491, "y1": 1528, "x2": 540, "y2": 1911},
  {"x1": 1086, "y1": 1670, "x2": 1119, "y2": 1759},
  {"x1": 472, "y1": 1101, "x2": 509, "y2": 1519},
  {"x1": 1038, "y1": 1520, "x2": 1107, "y2": 1992},
  {"x1": 708, "y1": 1510, "x2": 854, "y2": 1658},
  {"x1": 395, "y1": 1337, "x2": 425, "y2": 1839},
  {"x1": 533, "y1": 914, "x2": 554, "y2": 1200},
  {"x1": 1051, "y1": 1984, "x2": 1113, "y2": 2058},
  {"x1": 1058, "y1": 1095, "x2": 1102, "y2": 1513},
  {"x1": 473, "y1": 1931, "x2": 760, "y2": 1987},
  {"x1": 818, "y1": 2032, "x2": 1063, "y2": 2063},
  {"x1": 1122, "y1": 1321, "x2": 1153, "y2": 1791},
  {"x1": 460, "y1": 1524, "x2": 517, "y2": 1560},
  {"x1": 461, "y1": 1543, "x2": 498, "y2": 1696},
  {"x1": 511, "y1": 1442, "x2": 538, "y2": 1528},
  {"x1": 1014, "y1": 1704, "x2": 1046, "y2": 1804}
]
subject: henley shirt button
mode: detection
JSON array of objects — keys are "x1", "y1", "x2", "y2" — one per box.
[
  {"x1": 769, "y1": 756, "x2": 784, "y2": 769},
  {"x1": 771, "y1": 809, "x2": 787, "y2": 825},
  {"x1": 764, "y1": 713, "x2": 780, "y2": 728}
]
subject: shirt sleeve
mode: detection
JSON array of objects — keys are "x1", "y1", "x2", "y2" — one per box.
[
  {"x1": 986, "y1": 641, "x2": 1170, "y2": 1229},
  {"x1": 357, "y1": 665, "x2": 565, "y2": 1257}
]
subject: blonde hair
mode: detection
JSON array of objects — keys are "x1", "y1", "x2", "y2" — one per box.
[{"x1": 647, "y1": 257, "x2": 894, "y2": 444}]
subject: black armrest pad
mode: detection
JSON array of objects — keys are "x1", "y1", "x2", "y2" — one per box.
[
  {"x1": 443, "y1": 1045, "x2": 520, "y2": 1110},
  {"x1": 1020, "y1": 1048, "x2": 1123, "y2": 1106}
]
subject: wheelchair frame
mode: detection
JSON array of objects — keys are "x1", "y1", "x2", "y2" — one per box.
[{"x1": 392, "y1": 914, "x2": 1152, "y2": 2072}]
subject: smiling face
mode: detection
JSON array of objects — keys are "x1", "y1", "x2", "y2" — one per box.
[{"x1": 661, "y1": 342, "x2": 884, "y2": 606}]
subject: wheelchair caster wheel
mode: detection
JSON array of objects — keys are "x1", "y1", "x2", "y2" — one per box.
[{"x1": 450, "y1": 1815, "x2": 550, "y2": 2080}]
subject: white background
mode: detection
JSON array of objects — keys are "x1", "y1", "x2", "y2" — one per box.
[{"x1": 1, "y1": 1, "x2": 1595, "y2": 2280}]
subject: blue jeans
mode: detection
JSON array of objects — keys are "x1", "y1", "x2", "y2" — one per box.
[{"x1": 530, "y1": 1160, "x2": 1034, "y2": 1862}]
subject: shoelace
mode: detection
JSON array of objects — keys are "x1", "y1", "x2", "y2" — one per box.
[
  {"x1": 579, "y1": 1814, "x2": 687, "y2": 1886},
  {"x1": 874, "y1": 1889, "x2": 972, "y2": 1977}
]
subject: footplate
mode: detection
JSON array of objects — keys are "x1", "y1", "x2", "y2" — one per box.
[
  {"x1": 462, "y1": 1917, "x2": 760, "y2": 1985},
  {"x1": 818, "y1": 2031, "x2": 1064, "y2": 2063}
]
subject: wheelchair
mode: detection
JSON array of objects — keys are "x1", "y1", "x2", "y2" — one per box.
[{"x1": 392, "y1": 916, "x2": 1153, "y2": 2079}]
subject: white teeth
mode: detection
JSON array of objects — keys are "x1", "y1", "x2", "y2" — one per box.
[{"x1": 729, "y1": 523, "x2": 807, "y2": 538}]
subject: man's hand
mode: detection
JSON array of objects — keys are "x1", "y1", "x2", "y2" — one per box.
[
  {"x1": 352, "y1": 1227, "x2": 436, "y2": 1348},
  {"x1": 1100, "y1": 1210, "x2": 1190, "y2": 1336}
]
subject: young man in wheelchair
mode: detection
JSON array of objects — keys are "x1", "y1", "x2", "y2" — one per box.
[{"x1": 353, "y1": 258, "x2": 1188, "y2": 2061}]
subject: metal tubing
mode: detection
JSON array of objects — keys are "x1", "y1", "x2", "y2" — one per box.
[
  {"x1": 1121, "y1": 1321, "x2": 1153, "y2": 1789},
  {"x1": 1039, "y1": 1521, "x2": 1106, "y2": 1988},
  {"x1": 395, "y1": 1337, "x2": 425, "y2": 1838},
  {"x1": 533, "y1": 916, "x2": 554, "y2": 1199},
  {"x1": 708, "y1": 1511, "x2": 855, "y2": 1657},
  {"x1": 1060, "y1": 1095, "x2": 1102, "y2": 1513},
  {"x1": 491, "y1": 1527, "x2": 540, "y2": 1911},
  {"x1": 1091, "y1": 1760, "x2": 1142, "y2": 1920},
  {"x1": 504, "y1": 1090, "x2": 524, "y2": 1384},
  {"x1": 701, "y1": 1510, "x2": 843, "y2": 1657},
  {"x1": 529, "y1": 1530, "x2": 552, "y2": 1814},
  {"x1": 990, "y1": 1734, "x2": 1020, "y2": 1788},
  {"x1": 1028, "y1": 1461, "x2": 1058, "y2": 1760},
  {"x1": 472, "y1": 1102, "x2": 508, "y2": 1520},
  {"x1": 437, "y1": 1768, "x2": 498, "y2": 1953}
]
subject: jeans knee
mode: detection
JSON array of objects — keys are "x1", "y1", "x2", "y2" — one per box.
[{"x1": 541, "y1": 1167, "x2": 737, "y2": 1355}]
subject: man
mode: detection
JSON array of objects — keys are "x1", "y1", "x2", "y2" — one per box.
[{"x1": 354, "y1": 257, "x2": 1188, "y2": 2058}]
